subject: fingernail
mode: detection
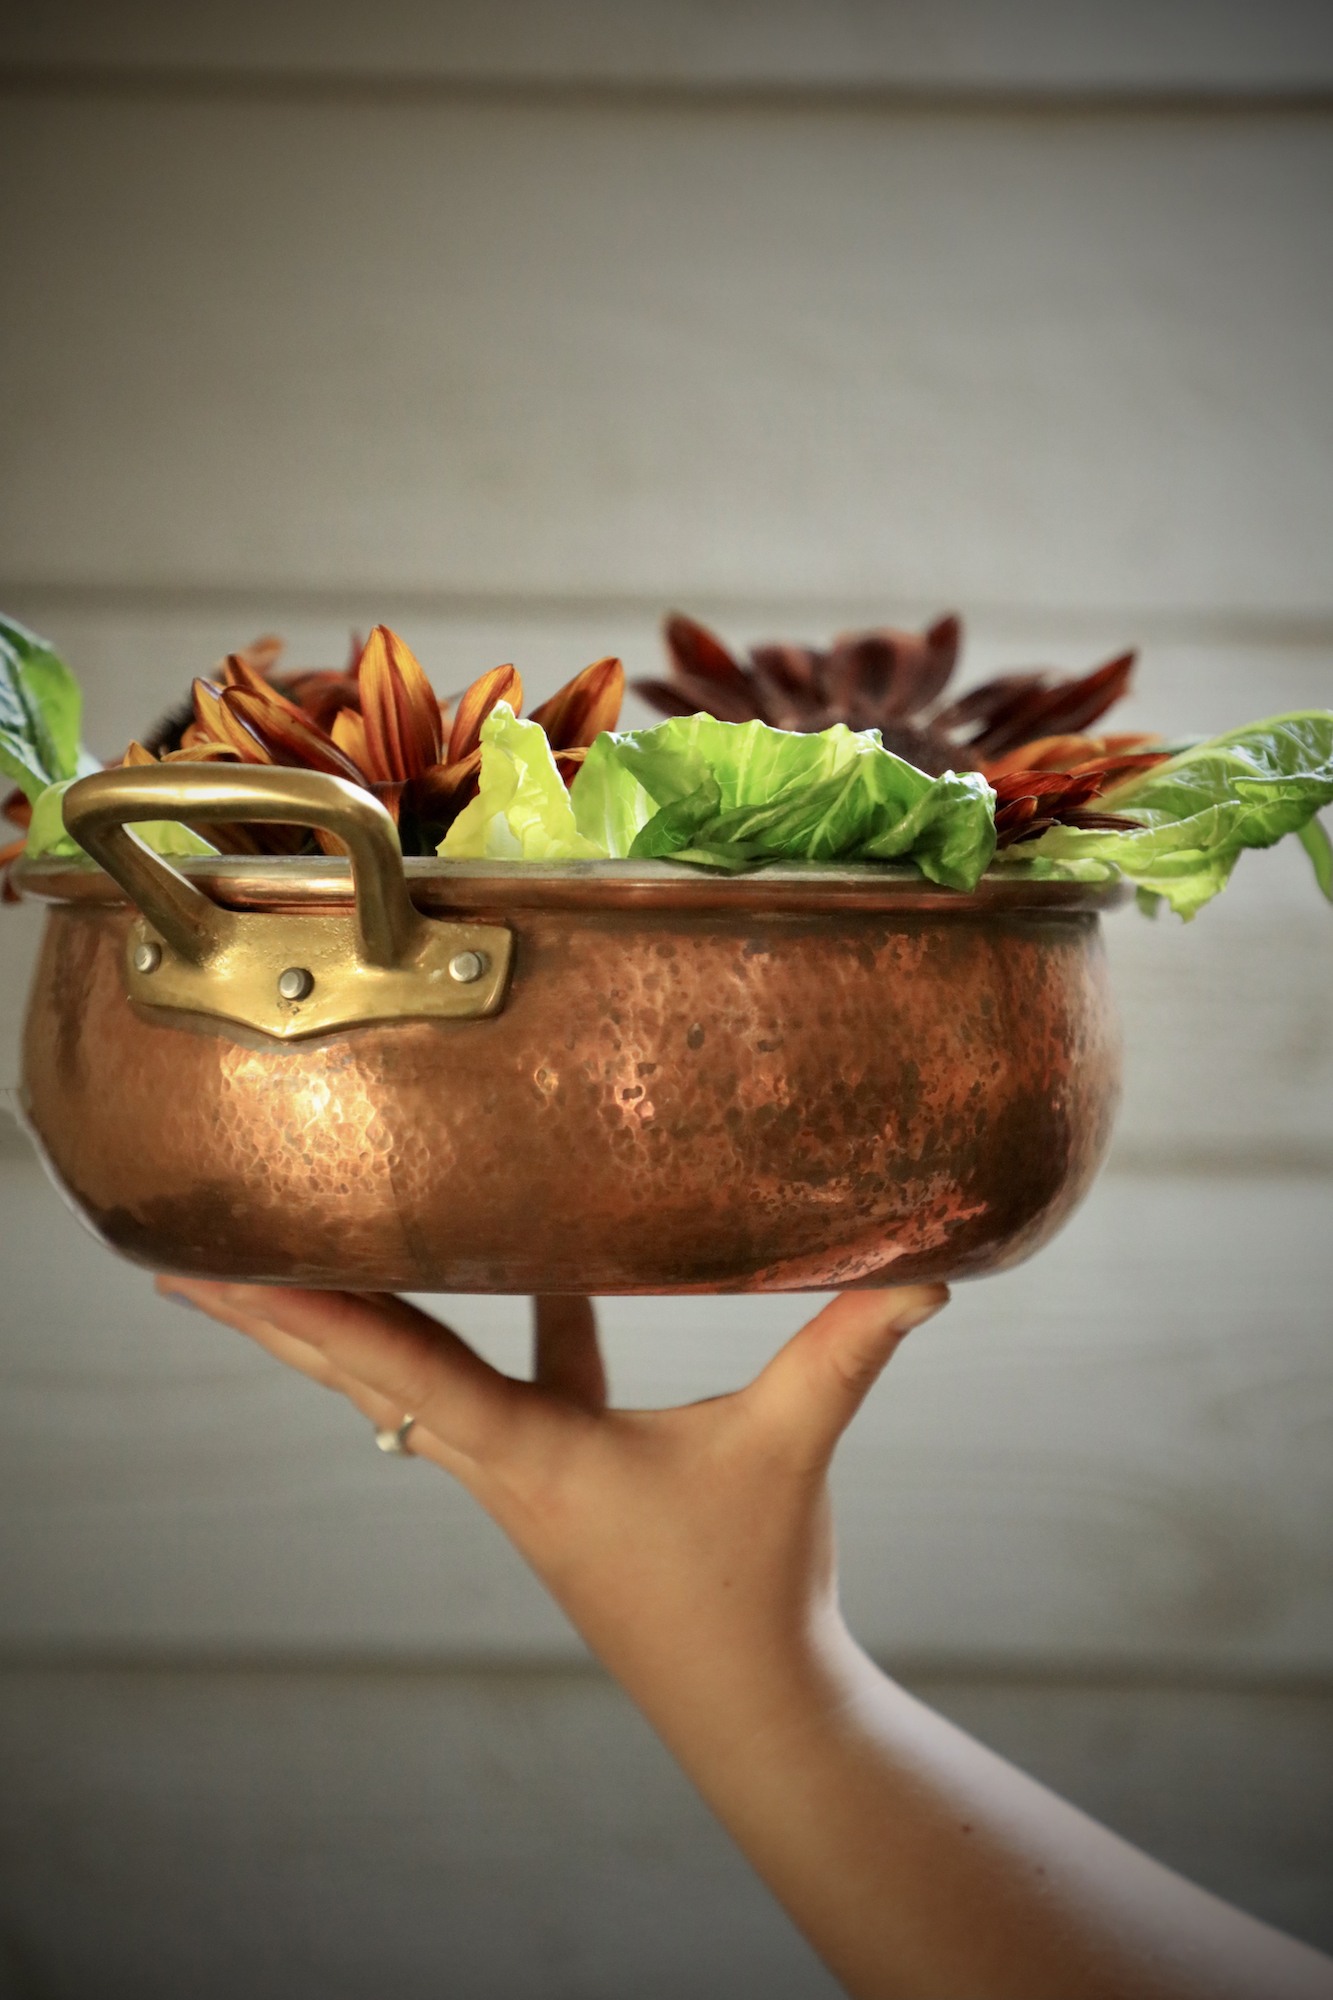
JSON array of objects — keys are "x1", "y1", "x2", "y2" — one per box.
[
  {"x1": 160, "y1": 1289, "x2": 203, "y2": 1314},
  {"x1": 889, "y1": 1288, "x2": 950, "y2": 1336}
]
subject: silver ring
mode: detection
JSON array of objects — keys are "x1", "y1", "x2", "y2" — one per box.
[{"x1": 374, "y1": 1415, "x2": 417, "y2": 1456}]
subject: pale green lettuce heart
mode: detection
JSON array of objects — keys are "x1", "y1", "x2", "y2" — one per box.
[
  {"x1": 440, "y1": 703, "x2": 603, "y2": 860},
  {"x1": 25, "y1": 777, "x2": 218, "y2": 861}
]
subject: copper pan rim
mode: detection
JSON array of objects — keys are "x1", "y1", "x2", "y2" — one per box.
[{"x1": 15, "y1": 853, "x2": 1130, "y2": 919}]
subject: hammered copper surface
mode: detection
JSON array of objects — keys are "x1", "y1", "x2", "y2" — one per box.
[{"x1": 19, "y1": 870, "x2": 1122, "y2": 1293}]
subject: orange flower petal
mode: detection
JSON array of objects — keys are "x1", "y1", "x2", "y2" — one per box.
[
  {"x1": 357, "y1": 626, "x2": 443, "y2": 783},
  {"x1": 446, "y1": 665, "x2": 523, "y2": 767},
  {"x1": 230, "y1": 634, "x2": 285, "y2": 678},
  {"x1": 221, "y1": 649, "x2": 310, "y2": 724},
  {"x1": 192, "y1": 679, "x2": 265, "y2": 761},
  {"x1": 530, "y1": 657, "x2": 624, "y2": 751},
  {"x1": 983, "y1": 729, "x2": 1166, "y2": 779},
  {"x1": 984, "y1": 734, "x2": 1104, "y2": 778},
  {"x1": 331, "y1": 707, "x2": 370, "y2": 769},
  {"x1": 370, "y1": 780, "x2": 406, "y2": 828},
  {"x1": 161, "y1": 742, "x2": 242, "y2": 762},
  {"x1": 222, "y1": 688, "x2": 369, "y2": 783}
]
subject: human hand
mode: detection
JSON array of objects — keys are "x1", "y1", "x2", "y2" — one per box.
[
  {"x1": 156, "y1": 1279, "x2": 1333, "y2": 2000},
  {"x1": 154, "y1": 1280, "x2": 946, "y2": 1749}
]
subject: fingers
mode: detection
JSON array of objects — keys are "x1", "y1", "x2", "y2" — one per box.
[
  {"x1": 158, "y1": 1279, "x2": 531, "y2": 1464},
  {"x1": 156, "y1": 1276, "x2": 407, "y2": 1430},
  {"x1": 743, "y1": 1285, "x2": 949, "y2": 1470},
  {"x1": 532, "y1": 1296, "x2": 607, "y2": 1411}
]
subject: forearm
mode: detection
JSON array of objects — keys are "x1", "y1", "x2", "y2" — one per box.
[
  {"x1": 616, "y1": 1620, "x2": 1333, "y2": 2000},
  {"x1": 167, "y1": 1284, "x2": 1333, "y2": 2000}
]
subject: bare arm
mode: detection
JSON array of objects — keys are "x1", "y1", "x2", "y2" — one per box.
[{"x1": 160, "y1": 1278, "x2": 1333, "y2": 2000}]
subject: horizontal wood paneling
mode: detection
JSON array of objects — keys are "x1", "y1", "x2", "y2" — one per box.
[
  {"x1": 3, "y1": 96, "x2": 1332, "y2": 614},
  {"x1": 0, "y1": 1663, "x2": 1328, "y2": 2000},
  {"x1": 4, "y1": 0, "x2": 1333, "y2": 93},
  {"x1": 0, "y1": 1159, "x2": 1328, "y2": 1669},
  {"x1": 0, "y1": 1662, "x2": 836, "y2": 2000},
  {"x1": 2, "y1": 68, "x2": 1329, "y2": 1718}
]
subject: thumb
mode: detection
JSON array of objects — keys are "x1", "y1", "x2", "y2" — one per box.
[{"x1": 743, "y1": 1284, "x2": 949, "y2": 1469}]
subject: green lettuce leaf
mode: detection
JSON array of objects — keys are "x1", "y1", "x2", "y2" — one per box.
[
  {"x1": 440, "y1": 703, "x2": 603, "y2": 860},
  {"x1": 1297, "y1": 814, "x2": 1333, "y2": 902},
  {"x1": 26, "y1": 777, "x2": 218, "y2": 861},
  {"x1": 570, "y1": 731, "x2": 667, "y2": 857},
  {"x1": 1011, "y1": 711, "x2": 1333, "y2": 918},
  {"x1": 570, "y1": 714, "x2": 997, "y2": 889},
  {"x1": 0, "y1": 615, "x2": 93, "y2": 801}
]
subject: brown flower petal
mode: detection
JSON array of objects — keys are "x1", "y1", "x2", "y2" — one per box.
[
  {"x1": 278, "y1": 668, "x2": 363, "y2": 732},
  {"x1": 644, "y1": 610, "x2": 985, "y2": 744},
  {"x1": 649, "y1": 665, "x2": 762, "y2": 726},
  {"x1": 3, "y1": 790, "x2": 33, "y2": 889},
  {"x1": 965, "y1": 653, "x2": 1138, "y2": 762},
  {"x1": 826, "y1": 616, "x2": 961, "y2": 727},
  {"x1": 664, "y1": 614, "x2": 747, "y2": 689},
  {"x1": 358, "y1": 626, "x2": 443, "y2": 783},
  {"x1": 933, "y1": 673, "x2": 1045, "y2": 735},
  {"x1": 529, "y1": 657, "x2": 624, "y2": 751},
  {"x1": 413, "y1": 751, "x2": 483, "y2": 820},
  {"x1": 222, "y1": 688, "x2": 370, "y2": 783},
  {"x1": 745, "y1": 645, "x2": 827, "y2": 728},
  {"x1": 2, "y1": 790, "x2": 32, "y2": 833},
  {"x1": 628, "y1": 678, "x2": 699, "y2": 720},
  {"x1": 446, "y1": 665, "x2": 524, "y2": 766},
  {"x1": 990, "y1": 761, "x2": 1155, "y2": 847},
  {"x1": 221, "y1": 650, "x2": 310, "y2": 724}
]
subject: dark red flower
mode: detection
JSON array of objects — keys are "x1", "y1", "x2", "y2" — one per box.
[{"x1": 636, "y1": 612, "x2": 1146, "y2": 781}]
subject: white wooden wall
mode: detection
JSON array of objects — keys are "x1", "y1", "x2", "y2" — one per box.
[{"x1": 2, "y1": 7, "x2": 1331, "y2": 1990}]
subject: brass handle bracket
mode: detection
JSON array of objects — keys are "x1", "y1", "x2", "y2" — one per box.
[
  {"x1": 124, "y1": 906, "x2": 512, "y2": 1038},
  {"x1": 64, "y1": 765, "x2": 513, "y2": 1040}
]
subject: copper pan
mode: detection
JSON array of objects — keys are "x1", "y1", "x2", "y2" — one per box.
[{"x1": 15, "y1": 765, "x2": 1124, "y2": 1294}]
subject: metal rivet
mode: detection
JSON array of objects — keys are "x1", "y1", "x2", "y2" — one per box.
[
  {"x1": 277, "y1": 966, "x2": 315, "y2": 1001},
  {"x1": 132, "y1": 942, "x2": 162, "y2": 975},
  {"x1": 448, "y1": 950, "x2": 487, "y2": 985}
]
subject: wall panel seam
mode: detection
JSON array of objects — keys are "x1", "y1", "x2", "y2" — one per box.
[
  {"x1": 1, "y1": 1650, "x2": 1331, "y2": 1694},
  {"x1": 7, "y1": 585, "x2": 1333, "y2": 650},
  {"x1": 4, "y1": 66, "x2": 1333, "y2": 116}
]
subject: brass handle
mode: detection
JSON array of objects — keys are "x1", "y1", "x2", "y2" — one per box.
[
  {"x1": 61, "y1": 764, "x2": 513, "y2": 1039},
  {"x1": 63, "y1": 764, "x2": 422, "y2": 968}
]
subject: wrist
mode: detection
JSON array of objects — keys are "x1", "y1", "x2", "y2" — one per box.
[{"x1": 597, "y1": 1591, "x2": 872, "y2": 1789}]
